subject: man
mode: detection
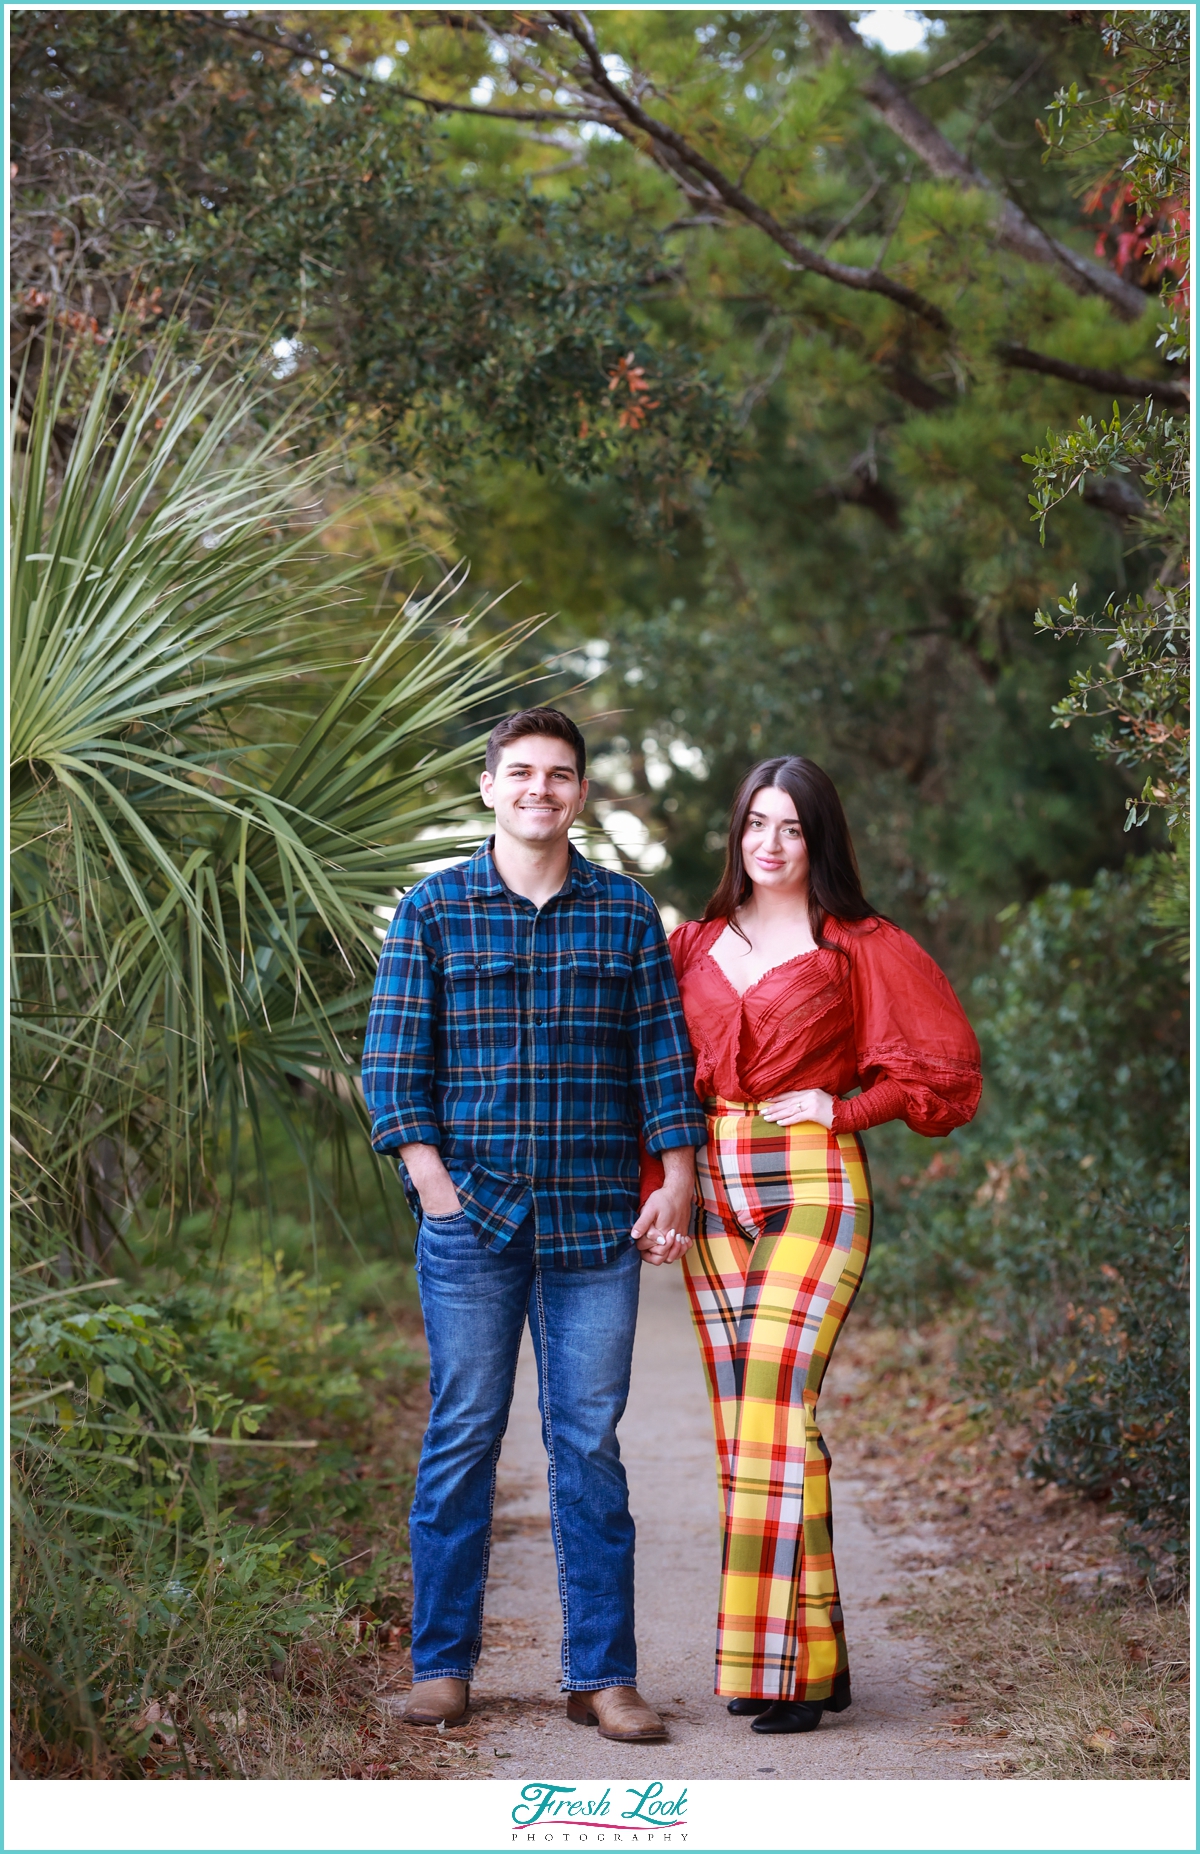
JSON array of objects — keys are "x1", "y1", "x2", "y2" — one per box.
[{"x1": 363, "y1": 706, "x2": 704, "y2": 1743}]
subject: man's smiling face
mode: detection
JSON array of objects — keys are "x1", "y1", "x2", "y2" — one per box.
[{"x1": 480, "y1": 734, "x2": 588, "y2": 849}]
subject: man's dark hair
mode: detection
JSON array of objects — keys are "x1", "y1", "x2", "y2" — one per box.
[{"x1": 485, "y1": 707, "x2": 586, "y2": 781}]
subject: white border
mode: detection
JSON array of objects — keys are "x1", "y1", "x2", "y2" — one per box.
[{"x1": 2, "y1": 1775, "x2": 1198, "y2": 1853}]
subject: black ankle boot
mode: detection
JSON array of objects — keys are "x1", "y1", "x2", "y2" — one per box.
[
  {"x1": 751, "y1": 1699, "x2": 825, "y2": 1734},
  {"x1": 726, "y1": 1697, "x2": 772, "y2": 1716},
  {"x1": 749, "y1": 1670, "x2": 852, "y2": 1735}
]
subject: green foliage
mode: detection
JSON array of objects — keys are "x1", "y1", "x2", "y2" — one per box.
[
  {"x1": 1029, "y1": 12, "x2": 1190, "y2": 836},
  {"x1": 7, "y1": 327, "x2": 525, "y2": 1765},
  {"x1": 10, "y1": 326, "x2": 541, "y2": 1262},
  {"x1": 1027, "y1": 399, "x2": 1189, "y2": 833},
  {"x1": 1040, "y1": 10, "x2": 1189, "y2": 358},
  {"x1": 10, "y1": 6, "x2": 1191, "y2": 1762},
  {"x1": 14, "y1": 8, "x2": 1180, "y2": 957},
  {"x1": 11, "y1": 1251, "x2": 418, "y2": 1770},
  {"x1": 375, "y1": 8, "x2": 1170, "y2": 951},
  {"x1": 997, "y1": 11, "x2": 1190, "y2": 1571},
  {"x1": 865, "y1": 861, "x2": 1188, "y2": 1565},
  {"x1": 1146, "y1": 825, "x2": 1190, "y2": 972},
  {"x1": 1028, "y1": 1228, "x2": 1188, "y2": 1560},
  {"x1": 11, "y1": 1283, "x2": 315, "y2": 1768},
  {"x1": 11, "y1": 10, "x2": 732, "y2": 508}
]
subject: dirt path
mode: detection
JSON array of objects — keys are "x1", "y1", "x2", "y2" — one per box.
[{"x1": 445, "y1": 1259, "x2": 985, "y2": 1780}]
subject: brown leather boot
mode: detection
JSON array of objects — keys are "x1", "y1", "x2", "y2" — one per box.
[
  {"x1": 402, "y1": 1677, "x2": 469, "y2": 1726},
  {"x1": 566, "y1": 1686, "x2": 667, "y2": 1742}
]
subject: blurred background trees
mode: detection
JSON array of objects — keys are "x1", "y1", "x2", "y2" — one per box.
[
  {"x1": 10, "y1": 7, "x2": 1189, "y2": 1771},
  {"x1": 12, "y1": 8, "x2": 1187, "y2": 957}
]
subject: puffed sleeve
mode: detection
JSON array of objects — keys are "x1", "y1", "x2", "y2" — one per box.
[
  {"x1": 667, "y1": 917, "x2": 705, "y2": 986},
  {"x1": 830, "y1": 920, "x2": 982, "y2": 1138}
]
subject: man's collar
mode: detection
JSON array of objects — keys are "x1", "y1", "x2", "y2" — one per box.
[
  {"x1": 464, "y1": 836, "x2": 599, "y2": 898},
  {"x1": 464, "y1": 838, "x2": 506, "y2": 897}
]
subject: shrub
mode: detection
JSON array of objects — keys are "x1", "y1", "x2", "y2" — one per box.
[
  {"x1": 1029, "y1": 1226, "x2": 1189, "y2": 1561},
  {"x1": 863, "y1": 861, "x2": 1189, "y2": 1568},
  {"x1": 11, "y1": 1253, "x2": 421, "y2": 1772}
]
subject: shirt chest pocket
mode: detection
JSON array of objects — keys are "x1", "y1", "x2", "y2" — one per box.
[
  {"x1": 441, "y1": 953, "x2": 518, "y2": 1047},
  {"x1": 569, "y1": 951, "x2": 633, "y2": 1043}
]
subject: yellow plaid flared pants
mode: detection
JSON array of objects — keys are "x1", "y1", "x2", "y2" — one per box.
[{"x1": 682, "y1": 1101, "x2": 872, "y2": 1702}]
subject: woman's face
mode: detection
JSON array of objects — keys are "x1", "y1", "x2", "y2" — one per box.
[{"x1": 741, "y1": 784, "x2": 810, "y2": 898}]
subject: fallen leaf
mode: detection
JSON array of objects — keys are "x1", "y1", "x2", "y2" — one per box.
[
  {"x1": 136, "y1": 1700, "x2": 177, "y2": 1746},
  {"x1": 1086, "y1": 1728, "x2": 1120, "y2": 1754}
]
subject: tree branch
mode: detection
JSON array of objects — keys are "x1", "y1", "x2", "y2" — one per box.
[
  {"x1": 905, "y1": 22, "x2": 1006, "y2": 91},
  {"x1": 189, "y1": 13, "x2": 602, "y2": 124},
  {"x1": 806, "y1": 11, "x2": 1149, "y2": 324},
  {"x1": 997, "y1": 343, "x2": 1189, "y2": 406},
  {"x1": 548, "y1": 9, "x2": 949, "y2": 330}
]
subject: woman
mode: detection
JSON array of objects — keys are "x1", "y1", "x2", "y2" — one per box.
[{"x1": 645, "y1": 756, "x2": 981, "y2": 1735}]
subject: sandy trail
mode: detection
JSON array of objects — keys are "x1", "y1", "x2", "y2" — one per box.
[{"x1": 403, "y1": 1257, "x2": 980, "y2": 1781}]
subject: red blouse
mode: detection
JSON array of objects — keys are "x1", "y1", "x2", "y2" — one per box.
[{"x1": 667, "y1": 914, "x2": 981, "y2": 1138}]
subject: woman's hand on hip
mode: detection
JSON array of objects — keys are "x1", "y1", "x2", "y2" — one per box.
[{"x1": 760, "y1": 1088, "x2": 836, "y2": 1129}]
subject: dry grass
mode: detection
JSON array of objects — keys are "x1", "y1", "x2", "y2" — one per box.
[
  {"x1": 899, "y1": 1561, "x2": 1189, "y2": 1778},
  {"x1": 116, "y1": 1634, "x2": 494, "y2": 1781},
  {"x1": 823, "y1": 1320, "x2": 1191, "y2": 1780}
]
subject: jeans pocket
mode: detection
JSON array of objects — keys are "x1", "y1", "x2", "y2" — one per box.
[{"x1": 419, "y1": 1209, "x2": 477, "y2": 1247}]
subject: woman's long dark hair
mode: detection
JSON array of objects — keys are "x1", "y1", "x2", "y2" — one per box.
[{"x1": 702, "y1": 756, "x2": 876, "y2": 946}]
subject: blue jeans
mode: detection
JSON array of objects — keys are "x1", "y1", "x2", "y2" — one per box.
[{"x1": 409, "y1": 1209, "x2": 642, "y2": 1692}]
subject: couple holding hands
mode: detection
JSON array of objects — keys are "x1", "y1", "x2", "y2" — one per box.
[{"x1": 363, "y1": 707, "x2": 980, "y2": 1743}]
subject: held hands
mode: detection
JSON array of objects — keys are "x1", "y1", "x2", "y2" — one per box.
[
  {"x1": 633, "y1": 1207, "x2": 692, "y2": 1265},
  {"x1": 631, "y1": 1147, "x2": 698, "y2": 1267},
  {"x1": 759, "y1": 1088, "x2": 836, "y2": 1129}
]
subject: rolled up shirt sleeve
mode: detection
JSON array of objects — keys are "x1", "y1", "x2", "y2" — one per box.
[
  {"x1": 362, "y1": 895, "x2": 441, "y2": 1152},
  {"x1": 628, "y1": 908, "x2": 707, "y2": 1155}
]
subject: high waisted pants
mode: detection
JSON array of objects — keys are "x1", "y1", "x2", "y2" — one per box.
[{"x1": 682, "y1": 1102, "x2": 872, "y2": 1702}]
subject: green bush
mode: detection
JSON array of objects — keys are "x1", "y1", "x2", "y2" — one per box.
[
  {"x1": 1028, "y1": 1226, "x2": 1189, "y2": 1561},
  {"x1": 864, "y1": 861, "x2": 1189, "y2": 1568},
  {"x1": 11, "y1": 1251, "x2": 421, "y2": 1771}
]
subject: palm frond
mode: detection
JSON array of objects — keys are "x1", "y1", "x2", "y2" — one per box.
[{"x1": 10, "y1": 328, "x2": 546, "y2": 1262}]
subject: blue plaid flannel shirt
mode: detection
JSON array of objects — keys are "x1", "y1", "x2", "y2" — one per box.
[{"x1": 363, "y1": 839, "x2": 705, "y2": 1267}]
